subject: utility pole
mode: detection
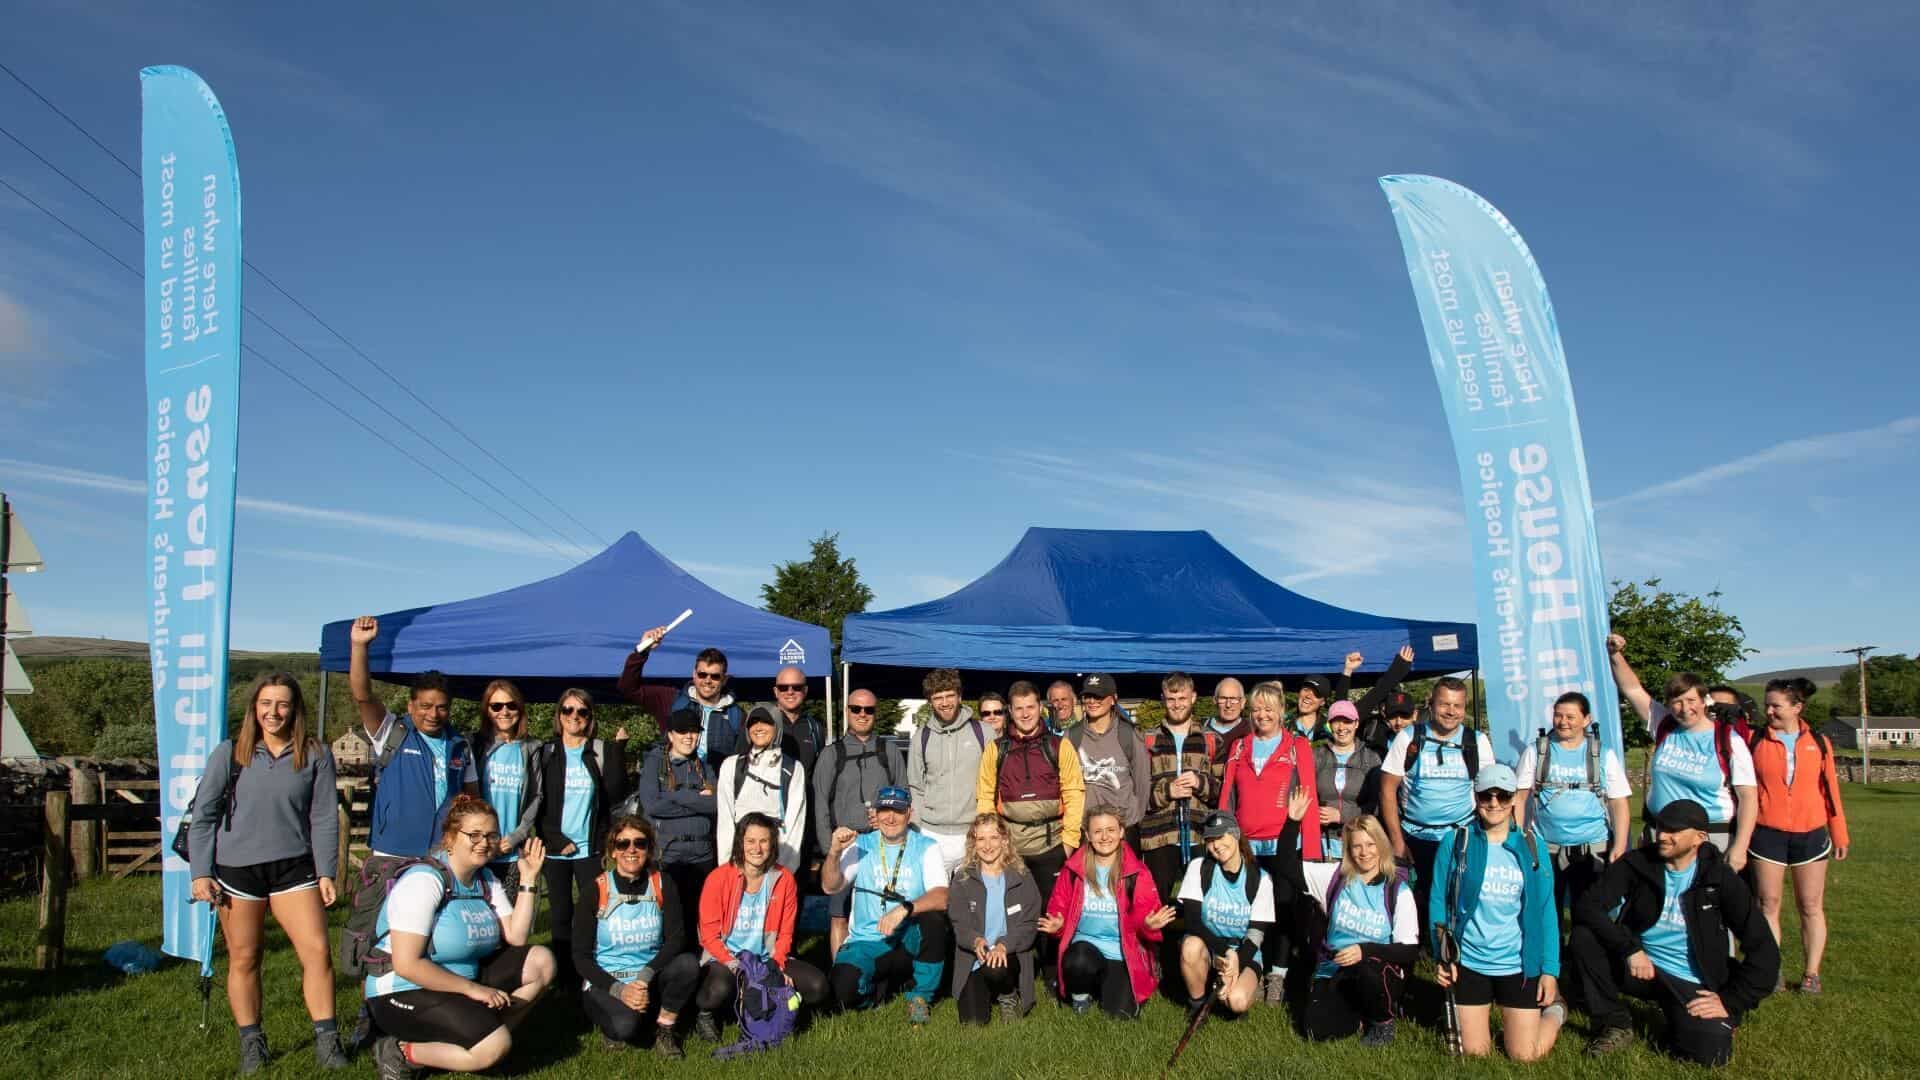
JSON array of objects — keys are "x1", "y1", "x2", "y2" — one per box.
[{"x1": 1841, "y1": 646, "x2": 1875, "y2": 784}]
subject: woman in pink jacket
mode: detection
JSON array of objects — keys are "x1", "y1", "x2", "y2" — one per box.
[{"x1": 1038, "y1": 809, "x2": 1176, "y2": 1018}]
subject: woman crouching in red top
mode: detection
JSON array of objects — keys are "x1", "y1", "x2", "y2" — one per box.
[
  {"x1": 693, "y1": 813, "x2": 830, "y2": 1042},
  {"x1": 1748, "y1": 678, "x2": 1851, "y2": 994}
]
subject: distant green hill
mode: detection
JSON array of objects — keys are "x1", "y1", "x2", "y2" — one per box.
[
  {"x1": 13, "y1": 635, "x2": 291, "y2": 661},
  {"x1": 1732, "y1": 664, "x2": 1848, "y2": 687}
]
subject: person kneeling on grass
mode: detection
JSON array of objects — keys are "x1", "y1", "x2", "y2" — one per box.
[
  {"x1": 1174, "y1": 809, "x2": 1276, "y2": 1019},
  {"x1": 1431, "y1": 764, "x2": 1564, "y2": 1062},
  {"x1": 1271, "y1": 792, "x2": 1418, "y2": 1046},
  {"x1": 1569, "y1": 798, "x2": 1778, "y2": 1066},
  {"x1": 364, "y1": 795, "x2": 555, "y2": 1080},
  {"x1": 1038, "y1": 809, "x2": 1177, "y2": 1019},
  {"x1": 693, "y1": 813, "x2": 831, "y2": 1043},
  {"x1": 821, "y1": 786, "x2": 952, "y2": 1026},
  {"x1": 573, "y1": 814, "x2": 701, "y2": 1058},
  {"x1": 949, "y1": 813, "x2": 1043, "y2": 1024}
]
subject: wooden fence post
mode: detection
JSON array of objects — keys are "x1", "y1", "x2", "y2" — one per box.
[
  {"x1": 65, "y1": 760, "x2": 100, "y2": 881},
  {"x1": 38, "y1": 789, "x2": 70, "y2": 972}
]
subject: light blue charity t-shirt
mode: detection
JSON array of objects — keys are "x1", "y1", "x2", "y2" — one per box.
[
  {"x1": 973, "y1": 871, "x2": 1008, "y2": 972},
  {"x1": 1533, "y1": 741, "x2": 1609, "y2": 847},
  {"x1": 1641, "y1": 861, "x2": 1700, "y2": 983},
  {"x1": 844, "y1": 830, "x2": 940, "y2": 946},
  {"x1": 1324, "y1": 748, "x2": 1356, "y2": 859},
  {"x1": 595, "y1": 872, "x2": 664, "y2": 976},
  {"x1": 1459, "y1": 840, "x2": 1526, "y2": 976},
  {"x1": 1245, "y1": 734, "x2": 1287, "y2": 856},
  {"x1": 1320, "y1": 877, "x2": 1393, "y2": 977},
  {"x1": 555, "y1": 745, "x2": 594, "y2": 859},
  {"x1": 1647, "y1": 727, "x2": 1725, "y2": 818},
  {"x1": 1399, "y1": 730, "x2": 1475, "y2": 841},
  {"x1": 1074, "y1": 864, "x2": 1125, "y2": 962},
  {"x1": 365, "y1": 863, "x2": 504, "y2": 997},
  {"x1": 725, "y1": 874, "x2": 772, "y2": 956},
  {"x1": 481, "y1": 742, "x2": 525, "y2": 863},
  {"x1": 1202, "y1": 865, "x2": 1262, "y2": 967},
  {"x1": 1778, "y1": 730, "x2": 1801, "y2": 786},
  {"x1": 420, "y1": 730, "x2": 451, "y2": 810}
]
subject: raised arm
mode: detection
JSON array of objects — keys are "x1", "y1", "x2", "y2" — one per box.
[
  {"x1": 1606, "y1": 633, "x2": 1655, "y2": 725},
  {"x1": 347, "y1": 615, "x2": 385, "y2": 738},
  {"x1": 1353, "y1": 645, "x2": 1417, "y2": 718}
]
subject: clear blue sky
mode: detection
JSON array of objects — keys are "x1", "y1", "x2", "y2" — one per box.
[{"x1": 3, "y1": 2, "x2": 1916, "y2": 676}]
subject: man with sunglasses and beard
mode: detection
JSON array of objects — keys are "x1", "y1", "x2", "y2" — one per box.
[{"x1": 619, "y1": 631, "x2": 747, "y2": 772}]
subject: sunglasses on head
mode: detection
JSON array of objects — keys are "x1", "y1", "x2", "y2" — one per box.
[
  {"x1": 847, "y1": 704, "x2": 876, "y2": 715},
  {"x1": 611, "y1": 837, "x2": 651, "y2": 852},
  {"x1": 1475, "y1": 789, "x2": 1514, "y2": 804},
  {"x1": 559, "y1": 705, "x2": 591, "y2": 717},
  {"x1": 487, "y1": 701, "x2": 520, "y2": 713},
  {"x1": 775, "y1": 683, "x2": 807, "y2": 692}
]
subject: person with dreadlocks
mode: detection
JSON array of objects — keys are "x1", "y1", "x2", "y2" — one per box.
[{"x1": 638, "y1": 706, "x2": 720, "y2": 942}]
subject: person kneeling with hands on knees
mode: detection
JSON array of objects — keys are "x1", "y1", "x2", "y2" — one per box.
[{"x1": 1175, "y1": 809, "x2": 1277, "y2": 1018}]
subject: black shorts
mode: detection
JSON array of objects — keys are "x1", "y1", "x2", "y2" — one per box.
[
  {"x1": 368, "y1": 944, "x2": 535, "y2": 1049},
  {"x1": 1451, "y1": 965, "x2": 1541, "y2": 1009},
  {"x1": 1750, "y1": 825, "x2": 1832, "y2": 867},
  {"x1": 215, "y1": 855, "x2": 319, "y2": 901}
]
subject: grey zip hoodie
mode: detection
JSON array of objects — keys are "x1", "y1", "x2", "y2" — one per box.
[
  {"x1": 907, "y1": 703, "x2": 985, "y2": 831},
  {"x1": 187, "y1": 738, "x2": 340, "y2": 880}
]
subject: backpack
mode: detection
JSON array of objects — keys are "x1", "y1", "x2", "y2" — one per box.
[
  {"x1": 827, "y1": 739, "x2": 898, "y2": 831},
  {"x1": 1403, "y1": 723, "x2": 1481, "y2": 780},
  {"x1": 1068, "y1": 717, "x2": 1144, "y2": 781},
  {"x1": 1532, "y1": 725, "x2": 1602, "y2": 794},
  {"x1": 344, "y1": 858, "x2": 499, "y2": 979},
  {"x1": 1653, "y1": 712, "x2": 1740, "y2": 780},
  {"x1": 1315, "y1": 866, "x2": 1409, "y2": 959},
  {"x1": 731, "y1": 750, "x2": 798, "y2": 817},
  {"x1": 1200, "y1": 858, "x2": 1262, "y2": 910},
  {"x1": 919, "y1": 716, "x2": 987, "y2": 763},
  {"x1": 993, "y1": 731, "x2": 1065, "y2": 794},
  {"x1": 595, "y1": 869, "x2": 665, "y2": 918},
  {"x1": 712, "y1": 950, "x2": 799, "y2": 1060},
  {"x1": 169, "y1": 751, "x2": 242, "y2": 861}
]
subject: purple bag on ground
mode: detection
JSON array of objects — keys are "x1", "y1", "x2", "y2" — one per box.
[{"x1": 713, "y1": 951, "x2": 799, "y2": 1060}]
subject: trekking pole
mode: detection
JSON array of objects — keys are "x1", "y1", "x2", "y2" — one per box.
[
  {"x1": 1163, "y1": 969, "x2": 1219, "y2": 1076},
  {"x1": 1176, "y1": 801, "x2": 1192, "y2": 864},
  {"x1": 197, "y1": 898, "x2": 218, "y2": 1035},
  {"x1": 1436, "y1": 926, "x2": 1461, "y2": 1057}
]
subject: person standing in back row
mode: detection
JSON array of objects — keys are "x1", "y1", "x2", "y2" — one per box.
[
  {"x1": 1071, "y1": 674, "x2": 1151, "y2": 846},
  {"x1": 1141, "y1": 672, "x2": 1224, "y2": 904},
  {"x1": 618, "y1": 634, "x2": 746, "y2": 772},
  {"x1": 636, "y1": 706, "x2": 719, "y2": 943},
  {"x1": 908, "y1": 668, "x2": 987, "y2": 875},
  {"x1": 1218, "y1": 680, "x2": 1321, "y2": 1003},
  {"x1": 1377, "y1": 677, "x2": 1495, "y2": 944},
  {"x1": 815, "y1": 688, "x2": 907, "y2": 955},
  {"x1": 519, "y1": 688, "x2": 629, "y2": 990},
  {"x1": 1046, "y1": 681, "x2": 1081, "y2": 736},
  {"x1": 716, "y1": 707, "x2": 808, "y2": 873},
  {"x1": 1513, "y1": 692, "x2": 1632, "y2": 916}
]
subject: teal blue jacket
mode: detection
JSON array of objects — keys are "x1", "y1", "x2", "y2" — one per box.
[{"x1": 1428, "y1": 822, "x2": 1559, "y2": 979}]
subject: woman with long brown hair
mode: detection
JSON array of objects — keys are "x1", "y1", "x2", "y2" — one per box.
[
  {"x1": 187, "y1": 672, "x2": 344, "y2": 1073},
  {"x1": 522, "y1": 686, "x2": 629, "y2": 988},
  {"x1": 1037, "y1": 808, "x2": 1176, "y2": 1018},
  {"x1": 1749, "y1": 677, "x2": 1851, "y2": 993},
  {"x1": 474, "y1": 679, "x2": 534, "y2": 901}
]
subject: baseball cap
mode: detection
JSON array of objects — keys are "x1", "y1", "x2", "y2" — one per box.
[
  {"x1": 1201, "y1": 811, "x2": 1240, "y2": 840},
  {"x1": 1383, "y1": 691, "x2": 1418, "y2": 717},
  {"x1": 665, "y1": 706, "x2": 704, "y2": 734},
  {"x1": 1473, "y1": 763, "x2": 1519, "y2": 793},
  {"x1": 745, "y1": 705, "x2": 778, "y2": 729},
  {"x1": 1328, "y1": 701, "x2": 1360, "y2": 724},
  {"x1": 873, "y1": 786, "x2": 912, "y2": 812},
  {"x1": 1081, "y1": 673, "x2": 1117, "y2": 697},
  {"x1": 1299, "y1": 675, "x2": 1332, "y2": 697},
  {"x1": 1651, "y1": 799, "x2": 1709, "y2": 834}
]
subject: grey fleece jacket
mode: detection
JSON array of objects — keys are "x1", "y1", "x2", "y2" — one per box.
[
  {"x1": 188, "y1": 739, "x2": 340, "y2": 880},
  {"x1": 907, "y1": 703, "x2": 985, "y2": 831}
]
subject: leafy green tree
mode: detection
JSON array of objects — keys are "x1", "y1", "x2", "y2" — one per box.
[
  {"x1": 1836, "y1": 654, "x2": 1920, "y2": 718},
  {"x1": 1608, "y1": 578, "x2": 1753, "y2": 745},
  {"x1": 761, "y1": 532, "x2": 874, "y2": 662}
]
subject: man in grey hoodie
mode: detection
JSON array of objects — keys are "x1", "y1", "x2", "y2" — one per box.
[{"x1": 906, "y1": 668, "x2": 987, "y2": 876}]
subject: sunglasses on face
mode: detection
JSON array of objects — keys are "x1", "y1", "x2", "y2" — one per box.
[
  {"x1": 1475, "y1": 790, "x2": 1514, "y2": 805},
  {"x1": 979, "y1": 709, "x2": 1006, "y2": 719},
  {"x1": 775, "y1": 683, "x2": 807, "y2": 692},
  {"x1": 694, "y1": 670, "x2": 726, "y2": 681},
  {"x1": 487, "y1": 701, "x2": 520, "y2": 713},
  {"x1": 847, "y1": 704, "x2": 876, "y2": 715},
  {"x1": 560, "y1": 705, "x2": 591, "y2": 717},
  {"x1": 610, "y1": 837, "x2": 651, "y2": 852}
]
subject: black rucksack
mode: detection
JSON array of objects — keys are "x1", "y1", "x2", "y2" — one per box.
[
  {"x1": 1403, "y1": 723, "x2": 1481, "y2": 779},
  {"x1": 826, "y1": 739, "x2": 897, "y2": 831},
  {"x1": 731, "y1": 750, "x2": 798, "y2": 817}
]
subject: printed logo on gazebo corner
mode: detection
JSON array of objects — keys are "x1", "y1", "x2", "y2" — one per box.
[{"x1": 778, "y1": 639, "x2": 806, "y2": 665}]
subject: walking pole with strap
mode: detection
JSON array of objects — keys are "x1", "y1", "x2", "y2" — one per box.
[
  {"x1": 1437, "y1": 828, "x2": 1470, "y2": 1057},
  {"x1": 197, "y1": 897, "x2": 218, "y2": 1035},
  {"x1": 1163, "y1": 967, "x2": 1220, "y2": 1077}
]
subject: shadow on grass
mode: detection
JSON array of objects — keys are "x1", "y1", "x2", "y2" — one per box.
[{"x1": 0, "y1": 948, "x2": 155, "y2": 1024}]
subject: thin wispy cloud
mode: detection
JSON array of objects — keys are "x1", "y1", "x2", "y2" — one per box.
[
  {"x1": 250, "y1": 547, "x2": 408, "y2": 574},
  {"x1": 1598, "y1": 416, "x2": 1920, "y2": 509}
]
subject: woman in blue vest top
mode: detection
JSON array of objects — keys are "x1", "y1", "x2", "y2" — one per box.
[{"x1": 574, "y1": 814, "x2": 700, "y2": 1057}]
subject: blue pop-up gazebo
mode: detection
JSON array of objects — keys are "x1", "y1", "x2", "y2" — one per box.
[
  {"x1": 318, "y1": 532, "x2": 831, "y2": 705},
  {"x1": 842, "y1": 527, "x2": 1477, "y2": 698}
]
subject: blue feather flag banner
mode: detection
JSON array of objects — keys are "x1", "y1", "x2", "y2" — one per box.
[
  {"x1": 1379, "y1": 175, "x2": 1617, "y2": 765},
  {"x1": 144, "y1": 66, "x2": 242, "y2": 964}
]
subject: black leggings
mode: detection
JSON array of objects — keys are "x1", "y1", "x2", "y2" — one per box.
[
  {"x1": 955, "y1": 962, "x2": 1020, "y2": 1025},
  {"x1": 1061, "y1": 941, "x2": 1137, "y2": 1019},
  {"x1": 1304, "y1": 959, "x2": 1405, "y2": 1039},
  {"x1": 1254, "y1": 853, "x2": 1298, "y2": 971},
  {"x1": 694, "y1": 958, "x2": 830, "y2": 1014},
  {"x1": 582, "y1": 953, "x2": 702, "y2": 1041},
  {"x1": 543, "y1": 858, "x2": 600, "y2": 983},
  {"x1": 1404, "y1": 835, "x2": 1441, "y2": 948},
  {"x1": 1567, "y1": 926, "x2": 1736, "y2": 1067},
  {"x1": 662, "y1": 862, "x2": 712, "y2": 943}
]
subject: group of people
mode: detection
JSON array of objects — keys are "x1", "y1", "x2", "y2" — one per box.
[{"x1": 181, "y1": 617, "x2": 1850, "y2": 1075}]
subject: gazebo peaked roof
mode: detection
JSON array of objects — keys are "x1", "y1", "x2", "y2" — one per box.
[
  {"x1": 318, "y1": 531, "x2": 830, "y2": 699},
  {"x1": 842, "y1": 527, "x2": 1476, "y2": 696}
]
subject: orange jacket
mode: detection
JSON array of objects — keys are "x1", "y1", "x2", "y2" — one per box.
[
  {"x1": 1749, "y1": 727, "x2": 1849, "y2": 849},
  {"x1": 697, "y1": 863, "x2": 798, "y2": 966}
]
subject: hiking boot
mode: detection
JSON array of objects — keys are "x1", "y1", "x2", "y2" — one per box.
[
  {"x1": 906, "y1": 997, "x2": 931, "y2": 1026},
  {"x1": 1800, "y1": 974, "x2": 1823, "y2": 995},
  {"x1": 600, "y1": 1034, "x2": 629, "y2": 1052},
  {"x1": 1069, "y1": 993, "x2": 1094, "y2": 1015},
  {"x1": 314, "y1": 1030, "x2": 350, "y2": 1070},
  {"x1": 1587, "y1": 1026, "x2": 1636, "y2": 1057},
  {"x1": 996, "y1": 992, "x2": 1022, "y2": 1024},
  {"x1": 237, "y1": 1030, "x2": 269, "y2": 1074},
  {"x1": 1262, "y1": 968, "x2": 1287, "y2": 1004},
  {"x1": 1361, "y1": 1020, "x2": 1396, "y2": 1047},
  {"x1": 653, "y1": 1029, "x2": 684, "y2": 1060},
  {"x1": 371, "y1": 1036, "x2": 417, "y2": 1080},
  {"x1": 694, "y1": 1011, "x2": 723, "y2": 1042}
]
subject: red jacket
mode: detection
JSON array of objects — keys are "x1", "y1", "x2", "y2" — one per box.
[
  {"x1": 698, "y1": 863, "x2": 798, "y2": 966},
  {"x1": 1047, "y1": 844, "x2": 1164, "y2": 1005},
  {"x1": 1750, "y1": 727, "x2": 1850, "y2": 849},
  {"x1": 1220, "y1": 730, "x2": 1322, "y2": 859}
]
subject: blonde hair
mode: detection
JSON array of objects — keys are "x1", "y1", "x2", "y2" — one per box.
[
  {"x1": 1339, "y1": 815, "x2": 1398, "y2": 885},
  {"x1": 1249, "y1": 681, "x2": 1287, "y2": 721},
  {"x1": 1081, "y1": 809, "x2": 1126, "y2": 898},
  {"x1": 960, "y1": 813, "x2": 1028, "y2": 877}
]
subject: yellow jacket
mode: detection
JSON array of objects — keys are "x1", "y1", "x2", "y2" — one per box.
[{"x1": 975, "y1": 730, "x2": 1086, "y2": 850}]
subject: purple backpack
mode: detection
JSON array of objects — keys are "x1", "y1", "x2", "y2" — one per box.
[{"x1": 713, "y1": 951, "x2": 798, "y2": 1060}]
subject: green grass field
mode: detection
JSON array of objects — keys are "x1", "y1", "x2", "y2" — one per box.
[{"x1": 5, "y1": 786, "x2": 1915, "y2": 1079}]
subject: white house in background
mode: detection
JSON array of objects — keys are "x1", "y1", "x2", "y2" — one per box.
[{"x1": 1823, "y1": 716, "x2": 1920, "y2": 750}]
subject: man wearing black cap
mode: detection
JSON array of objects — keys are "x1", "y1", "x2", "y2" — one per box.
[
  {"x1": 1368, "y1": 691, "x2": 1420, "y2": 758},
  {"x1": 1569, "y1": 799, "x2": 1778, "y2": 1066},
  {"x1": 1067, "y1": 674, "x2": 1150, "y2": 844}
]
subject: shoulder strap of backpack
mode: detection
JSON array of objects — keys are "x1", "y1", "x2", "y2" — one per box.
[
  {"x1": 596, "y1": 871, "x2": 612, "y2": 919},
  {"x1": 1534, "y1": 728, "x2": 1552, "y2": 789},
  {"x1": 1203, "y1": 732, "x2": 1218, "y2": 762},
  {"x1": 1200, "y1": 858, "x2": 1214, "y2": 896},
  {"x1": 1714, "y1": 719, "x2": 1735, "y2": 778},
  {"x1": 1462, "y1": 729, "x2": 1480, "y2": 778},
  {"x1": 969, "y1": 717, "x2": 986, "y2": 750},
  {"x1": 1586, "y1": 724, "x2": 1602, "y2": 789},
  {"x1": 731, "y1": 755, "x2": 749, "y2": 801},
  {"x1": 1403, "y1": 724, "x2": 1427, "y2": 772},
  {"x1": 1119, "y1": 719, "x2": 1142, "y2": 775}
]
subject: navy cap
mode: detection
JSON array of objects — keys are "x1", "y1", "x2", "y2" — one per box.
[{"x1": 873, "y1": 786, "x2": 911, "y2": 812}]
